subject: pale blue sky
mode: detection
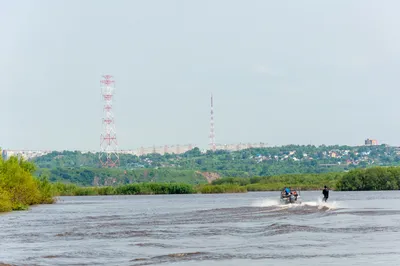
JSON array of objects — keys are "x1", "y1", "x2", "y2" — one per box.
[{"x1": 2, "y1": 0, "x2": 400, "y2": 150}]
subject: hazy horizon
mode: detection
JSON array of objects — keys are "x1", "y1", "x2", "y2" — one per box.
[{"x1": 3, "y1": 0, "x2": 400, "y2": 150}]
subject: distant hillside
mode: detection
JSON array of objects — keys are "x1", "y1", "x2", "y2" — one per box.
[{"x1": 30, "y1": 144, "x2": 400, "y2": 185}]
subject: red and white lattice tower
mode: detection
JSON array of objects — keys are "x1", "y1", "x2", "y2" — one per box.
[
  {"x1": 99, "y1": 75, "x2": 120, "y2": 167},
  {"x1": 209, "y1": 93, "x2": 216, "y2": 151}
]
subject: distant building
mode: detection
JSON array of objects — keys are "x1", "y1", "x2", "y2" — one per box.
[
  {"x1": 365, "y1": 138, "x2": 378, "y2": 146},
  {"x1": 1, "y1": 150, "x2": 7, "y2": 160}
]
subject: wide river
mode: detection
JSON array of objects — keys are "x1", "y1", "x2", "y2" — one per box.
[{"x1": 1, "y1": 191, "x2": 400, "y2": 265}]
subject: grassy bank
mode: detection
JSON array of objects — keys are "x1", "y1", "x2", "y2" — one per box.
[
  {"x1": 52, "y1": 182, "x2": 196, "y2": 196},
  {"x1": 210, "y1": 166, "x2": 400, "y2": 191},
  {"x1": 3, "y1": 155, "x2": 400, "y2": 214},
  {"x1": 52, "y1": 182, "x2": 247, "y2": 196},
  {"x1": 0, "y1": 156, "x2": 54, "y2": 212},
  {"x1": 211, "y1": 172, "x2": 343, "y2": 191},
  {"x1": 196, "y1": 184, "x2": 247, "y2": 194}
]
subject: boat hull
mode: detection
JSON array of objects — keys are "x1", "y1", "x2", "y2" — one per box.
[{"x1": 280, "y1": 195, "x2": 302, "y2": 205}]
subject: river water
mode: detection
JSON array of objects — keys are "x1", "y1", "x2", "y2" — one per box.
[{"x1": 1, "y1": 191, "x2": 400, "y2": 265}]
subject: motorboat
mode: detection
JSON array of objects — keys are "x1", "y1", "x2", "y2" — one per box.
[{"x1": 280, "y1": 189, "x2": 301, "y2": 204}]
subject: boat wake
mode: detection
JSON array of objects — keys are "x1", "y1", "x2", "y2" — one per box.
[
  {"x1": 251, "y1": 199, "x2": 281, "y2": 208},
  {"x1": 301, "y1": 198, "x2": 341, "y2": 210},
  {"x1": 251, "y1": 197, "x2": 341, "y2": 211}
]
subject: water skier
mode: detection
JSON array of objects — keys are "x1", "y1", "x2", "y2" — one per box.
[{"x1": 322, "y1": 186, "x2": 329, "y2": 202}]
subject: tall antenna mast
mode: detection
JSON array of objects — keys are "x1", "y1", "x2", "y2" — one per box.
[
  {"x1": 209, "y1": 93, "x2": 216, "y2": 151},
  {"x1": 99, "y1": 75, "x2": 120, "y2": 167}
]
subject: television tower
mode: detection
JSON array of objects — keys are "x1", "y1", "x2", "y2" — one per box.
[
  {"x1": 99, "y1": 75, "x2": 119, "y2": 167},
  {"x1": 209, "y1": 93, "x2": 216, "y2": 151}
]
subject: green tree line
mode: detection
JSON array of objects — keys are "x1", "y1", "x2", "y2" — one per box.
[
  {"x1": 211, "y1": 172, "x2": 342, "y2": 191},
  {"x1": 51, "y1": 182, "x2": 196, "y2": 196},
  {"x1": 47, "y1": 166, "x2": 400, "y2": 195},
  {"x1": 51, "y1": 182, "x2": 247, "y2": 196},
  {"x1": 211, "y1": 166, "x2": 400, "y2": 191},
  {"x1": 2, "y1": 150, "x2": 400, "y2": 214},
  {"x1": 336, "y1": 167, "x2": 400, "y2": 190}
]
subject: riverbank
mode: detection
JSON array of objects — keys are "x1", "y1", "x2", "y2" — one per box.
[
  {"x1": 52, "y1": 182, "x2": 196, "y2": 196},
  {"x1": 210, "y1": 166, "x2": 400, "y2": 191},
  {"x1": 210, "y1": 172, "x2": 342, "y2": 192},
  {"x1": 2, "y1": 157, "x2": 400, "y2": 213},
  {"x1": 48, "y1": 171, "x2": 344, "y2": 196},
  {"x1": 51, "y1": 182, "x2": 247, "y2": 196}
]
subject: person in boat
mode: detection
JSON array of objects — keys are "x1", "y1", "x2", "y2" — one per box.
[
  {"x1": 284, "y1": 187, "x2": 291, "y2": 196},
  {"x1": 292, "y1": 190, "x2": 298, "y2": 200},
  {"x1": 322, "y1": 186, "x2": 329, "y2": 202},
  {"x1": 281, "y1": 188, "x2": 286, "y2": 198}
]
